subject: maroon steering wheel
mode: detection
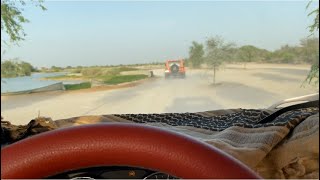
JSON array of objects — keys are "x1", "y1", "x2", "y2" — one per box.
[{"x1": 1, "y1": 123, "x2": 260, "y2": 179}]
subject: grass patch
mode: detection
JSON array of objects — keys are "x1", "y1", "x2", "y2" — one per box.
[
  {"x1": 44, "y1": 75, "x2": 82, "y2": 80},
  {"x1": 70, "y1": 68, "x2": 82, "y2": 73},
  {"x1": 117, "y1": 66, "x2": 139, "y2": 72},
  {"x1": 64, "y1": 82, "x2": 92, "y2": 90},
  {"x1": 103, "y1": 74, "x2": 148, "y2": 85},
  {"x1": 47, "y1": 67, "x2": 145, "y2": 87}
]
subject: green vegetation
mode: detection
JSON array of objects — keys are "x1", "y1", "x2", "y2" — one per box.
[
  {"x1": 71, "y1": 68, "x2": 82, "y2": 73},
  {"x1": 305, "y1": 1, "x2": 319, "y2": 85},
  {"x1": 188, "y1": 37, "x2": 319, "y2": 65},
  {"x1": 187, "y1": 36, "x2": 319, "y2": 84},
  {"x1": 44, "y1": 66, "x2": 148, "y2": 86},
  {"x1": 268, "y1": 38, "x2": 319, "y2": 64},
  {"x1": 41, "y1": 65, "x2": 139, "y2": 74},
  {"x1": 64, "y1": 82, "x2": 92, "y2": 90},
  {"x1": 117, "y1": 66, "x2": 139, "y2": 72},
  {"x1": 1, "y1": 0, "x2": 45, "y2": 78},
  {"x1": 1, "y1": 0, "x2": 46, "y2": 44},
  {"x1": 186, "y1": 1, "x2": 318, "y2": 86},
  {"x1": 2, "y1": 0, "x2": 317, "y2": 86},
  {"x1": 306, "y1": 1, "x2": 319, "y2": 36},
  {"x1": 237, "y1": 45, "x2": 268, "y2": 69},
  {"x1": 205, "y1": 36, "x2": 235, "y2": 84},
  {"x1": 189, "y1": 41, "x2": 205, "y2": 68},
  {"x1": 1, "y1": 60, "x2": 38, "y2": 78},
  {"x1": 44, "y1": 75, "x2": 80, "y2": 80},
  {"x1": 49, "y1": 66, "x2": 63, "y2": 72},
  {"x1": 304, "y1": 64, "x2": 319, "y2": 85},
  {"x1": 82, "y1": 66, "x2": 138, "y2": 77},
  {"x1": 103, "y1": 74, "x2": 148, "y2": 85},
  {"x1": 79, "y1": 66, "x2": 139, "y2": 78}
]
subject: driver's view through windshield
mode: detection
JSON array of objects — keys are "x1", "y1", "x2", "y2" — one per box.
[{"x1": 1, "y1": 0, "x2": 319, "y2": 179}]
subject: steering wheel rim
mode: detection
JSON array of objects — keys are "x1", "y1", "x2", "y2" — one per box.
[{"x1": 1, "y1": 123, "x2": 260, "y2": 179}]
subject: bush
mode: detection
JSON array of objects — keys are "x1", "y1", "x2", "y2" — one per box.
[
  {"x1": 1, "y1": 60, "x2": 36, "y2": 78},
  {"x1": 71, "y1": 68, "x2": 82, "y2": 73},
  {"x1": 50, "y1": 66, "x2": 63, "y2": 72}
]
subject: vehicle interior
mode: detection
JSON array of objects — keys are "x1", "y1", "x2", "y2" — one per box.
[{"x1": 1, "y1": 0, "x2": 319, "y2": 179}]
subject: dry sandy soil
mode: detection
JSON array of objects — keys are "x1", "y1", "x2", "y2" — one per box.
[{"x1": 1, "y1": 63, "x2": 318, "y2": 125}]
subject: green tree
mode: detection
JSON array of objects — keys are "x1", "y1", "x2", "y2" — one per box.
[
  {"x1": 225, "y1": 47, "x2": 239, "y2": 63},
  {"x1": 20, "y1": 61, "x2": 33, "y2": 76},
  {"x1": 306, "y1": 1, "x2": 319, "y2": 36},
  {"x1": 237, "y1": 45, "x2": 258, "y2": 69},
  {"x1": 305, "y1": 2, "x2": 319, "y2": 85},
  {"x1": 271, "y1": 45, "x2": 297, "y2": 63},
  {"x1": 1, "y1": 60, "x2": 17, "y2": 77},
  {"x1": 1, "y1": 59, "x2": 36, "y2": 77},
  {"x1": 205, "y1": 36, "x2": 234, "y2": 84},
  {"x1": 301, "y1": 38, "x2": 319, "y2": 85},
  {"x1": 1, "y1": 0, "x2": 46, "y2": 44},
  {"x1": 50, "y1": 66, "x2": 63, "y2": 72},
  {"x1": 189, "y1": 41, "x2": 205, "y2": 68},
  {"x1": 300, "y1": 38, "x2": 319, "y2": 64}
]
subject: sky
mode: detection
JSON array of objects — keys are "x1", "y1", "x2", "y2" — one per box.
[{"x1": 2, "y1": 0, "x2": 319, "y2": 68}]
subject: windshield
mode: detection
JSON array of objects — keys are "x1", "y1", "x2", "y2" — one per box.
[{"x1": 1, "y1": 0, "x2": 319, "y2": 125}]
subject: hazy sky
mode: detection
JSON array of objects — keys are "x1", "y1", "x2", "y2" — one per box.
[{"x1": 2, "y1": 0, "x2": 319, "y2": 67}]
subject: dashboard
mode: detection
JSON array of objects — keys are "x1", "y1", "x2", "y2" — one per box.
[{"x1": 48, "y1": 166, "x2": 177, "y2": 179}]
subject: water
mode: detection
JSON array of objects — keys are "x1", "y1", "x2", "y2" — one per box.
[{"x1": 1, "y1": 72, "x2": 83, "y2": 93}]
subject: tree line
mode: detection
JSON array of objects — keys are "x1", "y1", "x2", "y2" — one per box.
[
  {"x1": 187, "y1": 37, "x2": 319, "y2": 68},
  {"x1": 187, "y1": 36, "x2": 319, "y2": 84},
  {"x1": 1, "y1": 59, "x2": 38, "y2": 78}
]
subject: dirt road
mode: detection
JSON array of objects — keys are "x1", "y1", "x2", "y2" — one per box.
[{"x1": 1, "y1": 64, "x2": 317, "y2": 125}]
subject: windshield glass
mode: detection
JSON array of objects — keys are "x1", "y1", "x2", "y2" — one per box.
[{"x1": 1, "y1": 0, "x2": 319, "y2": 125}]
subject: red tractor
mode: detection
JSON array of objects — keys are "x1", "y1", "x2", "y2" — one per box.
[{"x1": 164, "y1": 59, "x2": 186, "y2": 79}]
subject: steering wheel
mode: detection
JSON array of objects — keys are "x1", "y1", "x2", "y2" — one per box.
[{"x1": 1, "y1": 124, "x2": 260, "y2": 179}]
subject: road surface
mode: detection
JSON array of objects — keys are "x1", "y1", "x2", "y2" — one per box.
[{"x1": 1, "y1": 64, "x2": 317, "y2": 125}]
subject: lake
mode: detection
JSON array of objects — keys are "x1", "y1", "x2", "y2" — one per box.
[{"x1": 1, "y1": 72, "x2": 83, "y2": 93}]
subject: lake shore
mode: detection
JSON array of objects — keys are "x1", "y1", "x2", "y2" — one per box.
[{"x1": 1, "y1": 76, "x2": 157, "y2": 97}]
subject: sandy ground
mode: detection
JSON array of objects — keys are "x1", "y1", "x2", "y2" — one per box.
[{"x1": 1, "y1": 63, "x2": 318, "y2": 125}]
